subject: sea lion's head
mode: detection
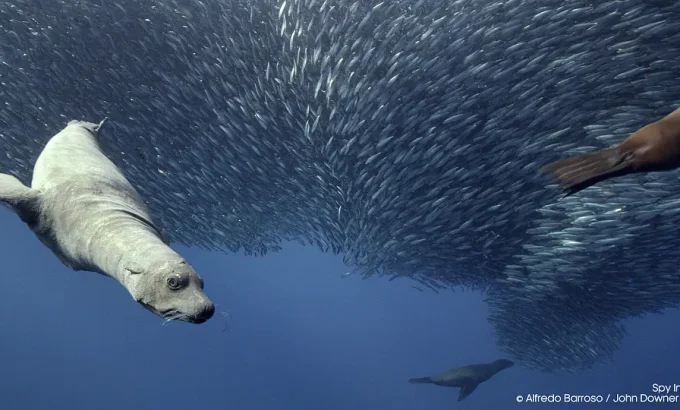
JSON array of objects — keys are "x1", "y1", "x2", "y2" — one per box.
[
  {"x1": 493, "y1": 359, "x2": 515, "y2": 371},
  {"x1": 126, "y1": 259, "x2": 215, "y2": 324}
]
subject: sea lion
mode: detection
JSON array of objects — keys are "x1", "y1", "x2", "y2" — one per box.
[
  {"x1": 540, "y1": 107, "x2": 680, "y2": 195},
  {"x1": 408, "y1": 359, "x2": 514, "y2": 401},
  {"x1": 0, "y1": 119, "x2": 214, "y2": 324}
]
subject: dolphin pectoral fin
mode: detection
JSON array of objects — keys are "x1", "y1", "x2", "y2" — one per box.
[
  {"x1": 0, "y1": 173, "x2": 41, "y2": 224},
  {"x1": 458, "y1": 382, "x2": 479, "y2": 401}
]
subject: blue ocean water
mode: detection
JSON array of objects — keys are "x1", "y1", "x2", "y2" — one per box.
[
  {"x1": 1, "y1": 207, "x2": 679, "y2": 409},
  {"x1": 1, "y1": 0, "x2": 680, "y2": 407}
]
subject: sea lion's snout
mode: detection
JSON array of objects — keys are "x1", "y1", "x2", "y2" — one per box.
[
  {"x1": 495, "y1": 359, "x2": 515, "y2": 370},
  {"x1": 164, "y1": 287, "x2": 215, "y2": 324},
  {"x1": 131, "y1": 261, "x2": 215, "y2": 324},
  {"x1": 191, "y1": 302, "x2": 215, "y2": 324},
  {"x1": 139, "y1": 297, "x2": 215, "y2": 324}
]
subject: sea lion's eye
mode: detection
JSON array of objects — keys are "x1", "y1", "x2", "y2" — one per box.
[{"x1": 167, "y1": 275, "x2": 182, "y2": 290}]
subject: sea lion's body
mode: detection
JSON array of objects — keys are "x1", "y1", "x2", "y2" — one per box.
[
  {"x1": 408, "y1": 359, "x2": 514, "y2": 401},
  {"x1": 541, "y1": 107, "x2": 680, "y2": 195},
  {"x1": 0, "y1": 120, "x2": 214, "y2": 324}
]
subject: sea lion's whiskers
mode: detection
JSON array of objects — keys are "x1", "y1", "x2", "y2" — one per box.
[
  {"x1": 220, "y1": 310, "x2": 232, "y2": 333},
  {"x1": 161, "y1": 312, "x2": 183, "y2": 326}
]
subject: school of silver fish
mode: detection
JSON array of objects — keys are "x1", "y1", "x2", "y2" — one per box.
[{"x1": 0, "y1": 0, "x2": 679, "y2": 372}]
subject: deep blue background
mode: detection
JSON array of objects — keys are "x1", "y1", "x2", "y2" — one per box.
[{"x1": 1, "y1": 208, "x2": 679, "y2": 409}]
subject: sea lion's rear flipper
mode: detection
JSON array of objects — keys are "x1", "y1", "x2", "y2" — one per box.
[
  {"x1": 67, "y1": 118, "x2": 108, "y2": 134},
  {"x1": 540, "y1": 147, "x2": 633, "y2": 196},
  {"x1": 458, "y1": 381, "x2": 479, "y2": 401},
  {"x1": 408, "y1": 377, "x2": 433, "y2": 384},
  {"x1": 0, "y1": 173, "x2": 41, "y2": 224}
]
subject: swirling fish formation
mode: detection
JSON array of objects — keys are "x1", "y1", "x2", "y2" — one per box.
[{"x1": 1, "y1": 0, "x2": 679, "y2": 371}]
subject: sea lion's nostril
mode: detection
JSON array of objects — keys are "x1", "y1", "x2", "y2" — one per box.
[
  {"x1": 198, "y1": 303, "x2": 215, "y2": 321},
  {"x1": 191, "y1": 303, "x2": 215, "y2": 324},
  {"x1": 203, "y1": 303, "x2": 215, "y2": 320}
]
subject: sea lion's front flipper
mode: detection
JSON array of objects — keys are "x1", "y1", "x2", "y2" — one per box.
[
  {"x1": 540, "y1": 147, "x2": 633, "y2": 196},
  {"x1": 0, "y1": 173, "x2": 41, "y2": 224},
  {"x1": 458, "y1": 381, "x2": 479, "y2": 401}
]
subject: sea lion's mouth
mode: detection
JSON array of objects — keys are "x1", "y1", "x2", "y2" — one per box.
[
  {"x1": 139, "y1": 301, "x2": 177, "y2": 319},
  {"x1": 139, "y1": 301, "x2": 162, "y2": 316},
  {"x1": 164, "y1": 309, "x2": 212, "y2": 324},
  {"x1": 138, "y1": 302, "x2": 214, "y2": 324}
]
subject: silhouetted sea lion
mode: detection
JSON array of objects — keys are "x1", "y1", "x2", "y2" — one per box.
[
  {"x1": 541, "y1": 107, "x2": 680, "y2": 195},
  {"x1": 408, "y1": 359, "x2": 514, "y2": 401},
  {"x1": 0, "y1": 119, "x2": 215, "y2": 324}
]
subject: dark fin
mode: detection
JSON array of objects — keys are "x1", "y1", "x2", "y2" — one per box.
[
  {"x1": 458, "y1": 382, "x2": 479, "y2": 401},
  {"x1": 408, "y1": 377, "x2": 433, "y2": 384},
  {"x1": 540, "y1": 147, "x2": 633, "y2": 196}
]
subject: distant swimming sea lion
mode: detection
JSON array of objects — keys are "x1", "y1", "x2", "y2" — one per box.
[
  {"x1": 408, "y1": 359, "x2": 515, "y2": 401},
  {"x1": 0, "y1": 120, "x2": 214, "y2": 324},
  {"x1": 541, "y1": 107, "x2": 680, "y2": 195}
]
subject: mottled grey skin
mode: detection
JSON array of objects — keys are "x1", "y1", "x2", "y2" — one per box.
[
  {"x1": 408, "y1": 359, "x2": 514, "y2": 401},
  {"x1": 0, "y1": 120, "x2": 214, "y2": 324}
]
